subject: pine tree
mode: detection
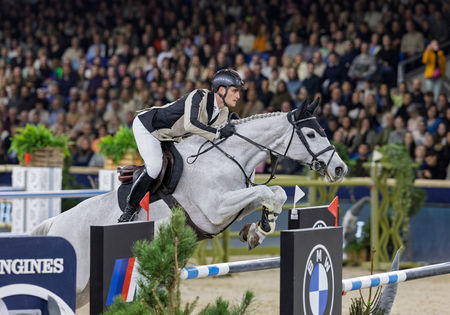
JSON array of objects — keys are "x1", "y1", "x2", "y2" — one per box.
[{"x1": 105, "y1": 207, "x2": 254, "y2": 314}]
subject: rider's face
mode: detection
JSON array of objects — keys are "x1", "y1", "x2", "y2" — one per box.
[{"x1": 224, "y1": 86, "x2": 240, "y2": 107}]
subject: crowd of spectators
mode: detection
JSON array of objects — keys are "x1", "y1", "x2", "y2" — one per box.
[{"x1": 0, "y1": 0, "x2": 449, "y2": 179}]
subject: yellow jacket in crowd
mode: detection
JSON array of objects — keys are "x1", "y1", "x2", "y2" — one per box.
[{"x1": 422, "y1": 48, "x2": 446, "y2": 79}]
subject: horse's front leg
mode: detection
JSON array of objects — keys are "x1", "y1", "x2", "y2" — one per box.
[{"x1": 216, "y1": 185, "x2": 286, "y2": 249}]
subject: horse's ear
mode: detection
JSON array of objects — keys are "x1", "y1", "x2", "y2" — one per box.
[
  {"x1": 307, "y1": 97, "x2": 321, "y2": 114},
  {"x1": 294, "y1": 99, "x2": 307, "y2": 120}
]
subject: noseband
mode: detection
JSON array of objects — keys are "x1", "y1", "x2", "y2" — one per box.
[{"x1": 286, "y1": 112, "x2": 336, "y2": 176}]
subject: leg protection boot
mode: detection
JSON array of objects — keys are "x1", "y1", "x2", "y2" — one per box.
[{"x1": 118, "y1": 170, "x2": 154, "y2": 222}]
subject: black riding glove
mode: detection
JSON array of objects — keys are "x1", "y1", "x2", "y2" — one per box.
[{"x1": 219, "y1": 123, "x2": 236, "y2": 138}]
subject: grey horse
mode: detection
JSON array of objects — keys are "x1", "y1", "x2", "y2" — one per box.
[{"x1": 32, "y1": 99, "x2": 347, "y2": 308}]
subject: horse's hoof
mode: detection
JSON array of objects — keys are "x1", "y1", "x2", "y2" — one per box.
[
  {"x1": 239, "y1": 224, "x2": 251, "y2": 242},
  {"x1": 247, "y1": 223, "x2": 264, "y2": 250}
]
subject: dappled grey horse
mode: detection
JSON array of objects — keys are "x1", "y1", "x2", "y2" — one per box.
[{"x1": 32, "y1": 98, "x2": 347, "y2": 308}]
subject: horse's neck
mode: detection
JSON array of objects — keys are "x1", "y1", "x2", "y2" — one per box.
[{"x1": 225, "y1": 114, "x2": 290, "y2": 173}]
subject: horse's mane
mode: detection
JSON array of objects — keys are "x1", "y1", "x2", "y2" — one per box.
[{"x1": 230, "y1": 112, "x2": 284, "y2": 125}]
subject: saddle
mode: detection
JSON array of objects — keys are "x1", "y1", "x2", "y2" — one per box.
[
  {"x1": 116, "y1": 142, "x2": 183, "y2": 211},
  {"x1": 115, "y1": 141, "x2": 219, "y2": 241}
]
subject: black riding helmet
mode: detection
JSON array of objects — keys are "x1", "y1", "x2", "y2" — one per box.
[{"x1": 211, "y1": 69, "x2": 244, "y2": 106}]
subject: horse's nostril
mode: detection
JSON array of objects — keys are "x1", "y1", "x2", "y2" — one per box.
[{"x1": 335, "y1": 167, "x2": 343, "y2": 177}]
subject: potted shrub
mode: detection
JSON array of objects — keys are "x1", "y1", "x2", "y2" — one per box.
[
  {"x1": 9, "y1": 124, "x2": 70, "y2": 167},
  {"x1": 99, "y1": 126, "x2": 143, "y2": 169}
]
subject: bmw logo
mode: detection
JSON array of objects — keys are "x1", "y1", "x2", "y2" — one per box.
[
  {"x1": 303, "y1": 244, "x2": 334, "y2": 315},
  {"x1": 312, "y1": 220, "x2": 327, "y2": 228}
]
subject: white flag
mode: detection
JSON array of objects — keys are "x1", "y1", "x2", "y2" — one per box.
[
  {"x1": 372, "y1": 150, "x2": 383, "y2": 162},
  {"x1": 294, "y1": 185, "x2": 305, "y2": 205}
]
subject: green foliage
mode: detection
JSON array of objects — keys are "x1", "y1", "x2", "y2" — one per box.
[
  {"x1": 408, "y1": 186, "x2": 426, "y2": 218},
  {"x1": 349, "y1": 298, "x2": 386, "y2": 315},
  {"x1": 198, "y1": 291, "x2": 254, "y2": 315},
  {"x1": 378, "y1": 143, "x2": 426, "y2": 227},
  {"x1": 378, "y1": 144, "x2": 415, "y2": 215},
  {"x1": 105, "y1": 207, "x2": 254, "y2": 315},
  {"x1": 8, "y1": 124, "x2": 70, "y2": 164},
  {"x1": 99, "y1": 126, "x2": 138, "y2": 163},
  {"x1": 332, "y1": 141, "x2": 350, "y2": 164},
  {"x1": 348, "y1": 249, "x2": 386, "y2": 315}
]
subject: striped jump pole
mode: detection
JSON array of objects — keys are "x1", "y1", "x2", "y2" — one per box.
[
  {"x1": 180, "y1": 257, "x2": 280, "y2": 280},
  {"x1": 0, "y1": 189, "x2": 110, "y2": 199},
  {"x1": 342, "y1": 261, "x2": 450, "y2": 292}
]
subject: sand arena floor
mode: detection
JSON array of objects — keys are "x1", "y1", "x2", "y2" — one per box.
[{"x1": 76, "y1": 255, "x2": 450, "y2": 315}]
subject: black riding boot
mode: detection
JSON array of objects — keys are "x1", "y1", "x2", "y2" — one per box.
[{"x1": 118, "y1": 170, "x2": 155, "y2": 222}]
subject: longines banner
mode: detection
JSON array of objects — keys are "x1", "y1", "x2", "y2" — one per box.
[{"x1": 0, "y1": 235, "x2": 76, "y2": 314}]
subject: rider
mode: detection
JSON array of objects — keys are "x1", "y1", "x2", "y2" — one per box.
[{"x1": 118, "y1": 69, "x2": 244, "y2": 222}]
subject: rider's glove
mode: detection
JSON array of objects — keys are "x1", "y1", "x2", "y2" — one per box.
[{"x1": 219, "y1": 123, "x2": 236, "y2": 138}]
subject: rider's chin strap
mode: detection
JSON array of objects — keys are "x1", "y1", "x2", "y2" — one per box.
[{"x1": 216, "y1": 87, "x2": 229, "y2": 107}]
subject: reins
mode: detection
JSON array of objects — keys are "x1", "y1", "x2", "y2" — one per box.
[{"x1": 187, "y1": 111, "x2": 335, "y2": 187}]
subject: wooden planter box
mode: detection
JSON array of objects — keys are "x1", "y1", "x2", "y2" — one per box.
[
  {"x1": 28, "y1": 147, "x2": 65, "y2": 168},
  {"x1": 104, "y1": 152, "x2": 144, "y2": 170}
]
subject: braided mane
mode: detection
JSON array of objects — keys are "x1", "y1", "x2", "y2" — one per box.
[{"x1": 230, "y1": 112, "x2": 284, "y2": 125}]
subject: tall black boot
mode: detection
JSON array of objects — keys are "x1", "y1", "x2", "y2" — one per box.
[{"x1": 118, "y1": 169, "x2": 155, "y2": 222}]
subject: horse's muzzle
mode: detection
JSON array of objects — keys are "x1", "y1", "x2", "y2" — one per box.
[{"x1": 335, "y1": 166, "x2": 344, "y2": 178}]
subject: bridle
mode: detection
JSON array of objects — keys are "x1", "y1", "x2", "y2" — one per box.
[
  {"x1": 187, "y1": 112, "x2": 336, "y2": 187},
  {"x1": 286, "y1": 111, "x2": 336, "y2": 176}
]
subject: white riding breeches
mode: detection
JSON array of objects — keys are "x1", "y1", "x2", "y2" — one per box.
[{"x1": 133, "y1": 116, "x2": 163, "y2": 179}]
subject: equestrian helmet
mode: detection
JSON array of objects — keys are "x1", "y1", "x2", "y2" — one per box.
[{"x1": 211, "y1": 69, "x2": 244, "y2": 92}]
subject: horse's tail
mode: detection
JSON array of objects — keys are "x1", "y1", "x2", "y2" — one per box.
[{"x1": 30, "y1": 216, "x2": 55, "y2": 236}]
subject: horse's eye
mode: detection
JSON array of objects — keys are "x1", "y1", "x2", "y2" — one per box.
[{"x1": 307, "y1": 132, "x2": 315, "y2": 138}]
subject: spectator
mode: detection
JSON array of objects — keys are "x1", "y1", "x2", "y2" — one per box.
[
  {"x1": 284, "y1": 32, "x2": 303, "y2": 58},
  {"x1": 429, "y1": 12, "x2": 448, "y2": 43},
  {"x1": 72, "y1": 136, "x2": 94, "y2": 167},
  {"x1": 422, "y1": 40, "x2": 446, "y2": 102},
  {"x1": 351, "y1": 117, "x2": 377, "y2": 154},
  {"x1": 252, "y1": 24, "x2": 269, "y2": 53},
  {"x1": 415, "y1": 144, "x2": 427, "y2": 178},
  {"x1": 411, "y1": 79, "x2": 424, "y2": 105},
  {"x1": 240, "y1": 89, "x2": 264, "y2": 118},
  {"x1": 403, "y1": 131, "x2": 416, "y2": 159},
  {"x1": 376, "y1": 34, "x2": 398, "y2": 87},
  {"x1": 425, "y1": 105, "x2": 442, "y2": 135},
  {"x1": 322, "y1": 52, "x2": 345, "y2": 91},
  {"x1": 337, "y1": 116, "x2": 357, "y2": 151},
  {"x1": 259, "y1": 79, "x2": 273, "y2": 109},
  {"x1": 237, "y1": 23, "x2": 255, "y2": 54},
  {"x1": 388, "y1": 116, "x2": 406, "y2": 144},
  {"x1": 285, "y1": 67, "x2": 302, "y2": 99},
  {"x1": 406, "y1": 103, "x2": 422, "y2": 132},
  {"x1": 302, "y1": 63, "x2": 321, "y2": 95},
  {"x1": 441, "y1": 106, "x2": 450, "y2": 130},
  {"x1": 348, "y1": 42, "x2": 377, "y2": 83},
  {"x1": 412, "y1": 119, "x2": 429, "y2": 146},
  {"x1": 376, "y1": 112, "x2": 394, "y2": 147},
  {"x1": 437, "y1": 93, "x2": 449, "y2": 113},
  {"x1": 423, "y1": 150, "x2": 446, "y2": 179},
  {"x1": 269, "y1": 81, "x2": 291, "y2": 112},
  {"x1": 311, "y1": 51, "x2": 326, "y2": 78},
  {"x1": 352, "y1": 143, "x2": 370, "y2": 177},
  {"x1": 400, "y1": 20, "x2": 424, "y2": 58},
  {"x1": 302, "y1": 33, "x2": 320, "y2": 62},
  {"x1": 28, "y1": 100, "x2": 49, "y2": 126}
]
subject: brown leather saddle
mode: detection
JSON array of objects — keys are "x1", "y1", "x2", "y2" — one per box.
[
  {"x1": 117, "y1": 149, "x2": 173, "y2": 195},
  {"x1": 116, "y1": 142, "x2": 183, "y2": 208}
]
